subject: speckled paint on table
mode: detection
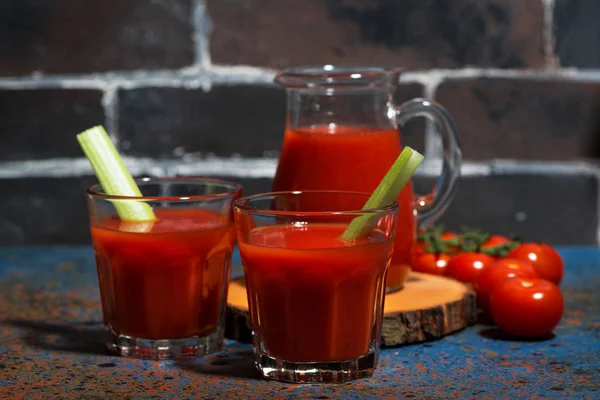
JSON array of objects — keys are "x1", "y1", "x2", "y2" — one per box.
[{"x1": 0, "y1": 247, "x2": 598, "y2": 399}]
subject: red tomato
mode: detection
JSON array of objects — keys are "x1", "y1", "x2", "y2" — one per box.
[
  {"x1": 411, "y1": 252, "x2": 452, "y2": 276},
  {"x1": 440, "y1": 232, "x2": 461, "y2": 253},
  {"x1": 507, "y1": 243, "x2": 564, "y2": 285},
  {"x1": 481, "y1": 234, "x2": 510, "y2": 248},
  {"x1": 442, "y1": 232, "x2": 457, "y2": 240},
  {"x1": 444, "y1": 252, "x2": 495, "y2": 284},
  {"x1": 490, "y1": 278, "x2": 564, "y2": 339},
  {"x1": 475, "y1": 258, "x2": 540, "y2": 314}
]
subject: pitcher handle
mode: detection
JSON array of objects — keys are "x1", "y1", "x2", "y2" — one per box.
[{"x1": 395, "y1": 98, "x2": 462, "y2": 229}]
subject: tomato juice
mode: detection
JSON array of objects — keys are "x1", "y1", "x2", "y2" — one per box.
[
  {"x1": 272, "y1": 125, "x2": 416, "y2": 289},
  {"x1": 91, "y1": 208, "x2": 235, "y2": 341},
  {"x1": 238, "y1": 223, "x2": 393, "y2": 362}
]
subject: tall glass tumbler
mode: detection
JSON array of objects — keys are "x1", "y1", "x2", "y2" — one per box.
[
  {"x1": 86, "y1": 177, "x2": 242, "y2": 359},
  {"x1": 234, "y1": 191, "x2": 398, "y2": 383}
]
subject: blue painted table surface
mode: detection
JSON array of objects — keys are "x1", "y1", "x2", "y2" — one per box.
[{"x1": 0, "y1": 247, "x2": 598, "y2": 399}]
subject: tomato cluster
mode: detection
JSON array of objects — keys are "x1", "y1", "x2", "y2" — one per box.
[{"x1": 413, "y1": 226, "x2": 564, "y2": 339}]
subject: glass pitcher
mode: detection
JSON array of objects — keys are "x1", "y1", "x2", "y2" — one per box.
[{"x1": 271, "y1": 65, "x2": 461, "y2": 291}]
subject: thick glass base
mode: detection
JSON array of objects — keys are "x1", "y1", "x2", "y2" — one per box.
[
  {"x1": 255, "y1": 350, "x2": 377, "y2": 383},
  {"x1": 106, "y1": 328, "x2": 224, "y2": 360}
]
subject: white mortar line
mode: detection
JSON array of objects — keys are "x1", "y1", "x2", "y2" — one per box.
[
  {"x1": 3, "y1": 68, "x2": 600, "y2": 91},
  {"x1": 0, "y1": 76, "x2": 109, "y2": 90},
  {"x1": 190, "y1": 0, "x2": 213, "y2": 91},
  {"x1": 0, "y1": 71, "x2": 199, "y2": 90},
  {"x1": 0, "y1": 157, "x2": 278, "y2": 179},
  {"x1": 101, "y1": 86, "x2": 120, "y2": 143},
  {"x1": 401, "y1": 67, "x2": 600, "y2": 82},
  {"x1": 169, "y1": 157, "x2": 278, "y2": 178},
  {"x1": 415, "y1": 161, "x2": 492, "y2": 177},
  {"x1": 207, "y1": 65, "x2": 278, "y2": 85},
  {"x1": 489, "y1": 159, "x2": 600, "y2": 175},
  {"x1": 401, "y1": 70, "x2": 446, "y2": 95},
  {"x1": 541, "y1": 0, "x2": 560, "y2": 69},
  {"x1": 0, "y1": 158, "x2": 166, "y2": 179},
  {"x1": 192, "y1": 0, "x2": 211, "y2": 69},
  {"x1": 0, "y1": 157, "x2": 597, "y2": 179},
  {"x1": 417, "y1": 160, "x2": 600, "y2": 177}
]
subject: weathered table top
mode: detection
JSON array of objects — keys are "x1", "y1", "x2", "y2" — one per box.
[{"x1": 0, "y1": 247, "x2": 598, "y2": 399}]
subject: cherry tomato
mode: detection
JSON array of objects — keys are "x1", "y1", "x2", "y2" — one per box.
[
  {"x1": 507, "y1": 243, "x2": 564, "y2": 285},
  {"x1": 440, "y1": 232, "x2": 461, "y2": 253},
  {"x1": 480, "y1": 235, "x2": 511, "y2": 258},
  {"x1": 475, "y1": 258, "x2": 539, "y2": 314},
  {"x1": 490, "y1": 278, "x2": 564, "y2": 339},
  {"x1": 444, "y1": 252, "x2": 495, "y2": 284},
  {"x1": 411, "y1": 252, "x2": 452, "y2": 276},
  {"x1": 442, "y1": 232, "x2": 457, "y2": 240}
]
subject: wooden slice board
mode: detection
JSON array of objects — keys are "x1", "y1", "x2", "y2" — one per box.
[{"x1": 225, "y1": 272, "x2": 477, "y2": 347}]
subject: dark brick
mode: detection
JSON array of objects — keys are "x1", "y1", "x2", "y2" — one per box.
[
  {"x1": 0, "y1": 170, "x2": 178, "y2": 245},
  {"x1": 0, "y1": 177, "x2": 97, "y2": 245},
  {"x1": 396, "y1": 83, "x2": 427, "y2": 155},
  {"x1": 208, "y1": 0, "x2": 544, "y2": 69},
  {"x1": 201, "y1": 177, "x2": 273, "y2": 197},
  {"x1": 229, "y1": 178, "x2": 273, "y2": 196},
  {"x1": 170, "y1": 164, "x2": 274, "y2": 195},
  {"x1": 118, "y1": 84, "x2": 426, "y2": 158},
  {"x1": 0, "y1": 175, "x2": 273, "y2": 245},
  {"x1": 414, "y1": 173, "x2": 598, "y2": 245},
  {"x1": 0, "y1": 0, "x2": 194, "y2": 75},
  {"x1": 118, "y1": 85, "x2": 286, "y2": 158},
  {"x1": 554, "y1": 0, "x2": 600, "y2": 68},
  {"x1": 3, "y1": 172, "x2": 596, "y2": 246},
  {"x1": 436, "y1": 78, "x2": 600, "y2": 160},
  {"x1": 0, "y1": 89, "x2": 104, "y2": 161}
]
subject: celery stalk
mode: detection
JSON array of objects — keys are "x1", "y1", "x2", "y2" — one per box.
[
  {"x1": 341, "y1": 146, "x2": 424, "y2": 241},
  {"x1": 77, "y1": 126, "x2": 156, "y2": 222}
]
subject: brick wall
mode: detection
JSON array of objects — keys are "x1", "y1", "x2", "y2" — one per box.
[{"x1": 1, "y1": 0, "x2": 599, "y2": 245}]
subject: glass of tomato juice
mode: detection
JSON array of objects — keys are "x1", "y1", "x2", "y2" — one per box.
[
  {"x1": 234, "y1": 190, "x2": 398, "y2": 383},
  {"x1": 86, "y1": 177, "x2": 242, "y2": 359}
]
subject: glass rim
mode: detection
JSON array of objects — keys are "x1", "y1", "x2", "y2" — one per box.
[
  {"x1": 275, "y1": 65, "x2": 402, "y2": 89},
  {"x1": 233, "y1": 190, "x2": 399, "y2": 216},
  {"x1": 86, "y1": 177, "x2": 243, "y2": 201}
]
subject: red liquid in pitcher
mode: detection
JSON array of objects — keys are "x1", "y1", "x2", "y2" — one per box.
[{"x1": 272, "y1": 125, "x2": 416, "y2": 288}]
